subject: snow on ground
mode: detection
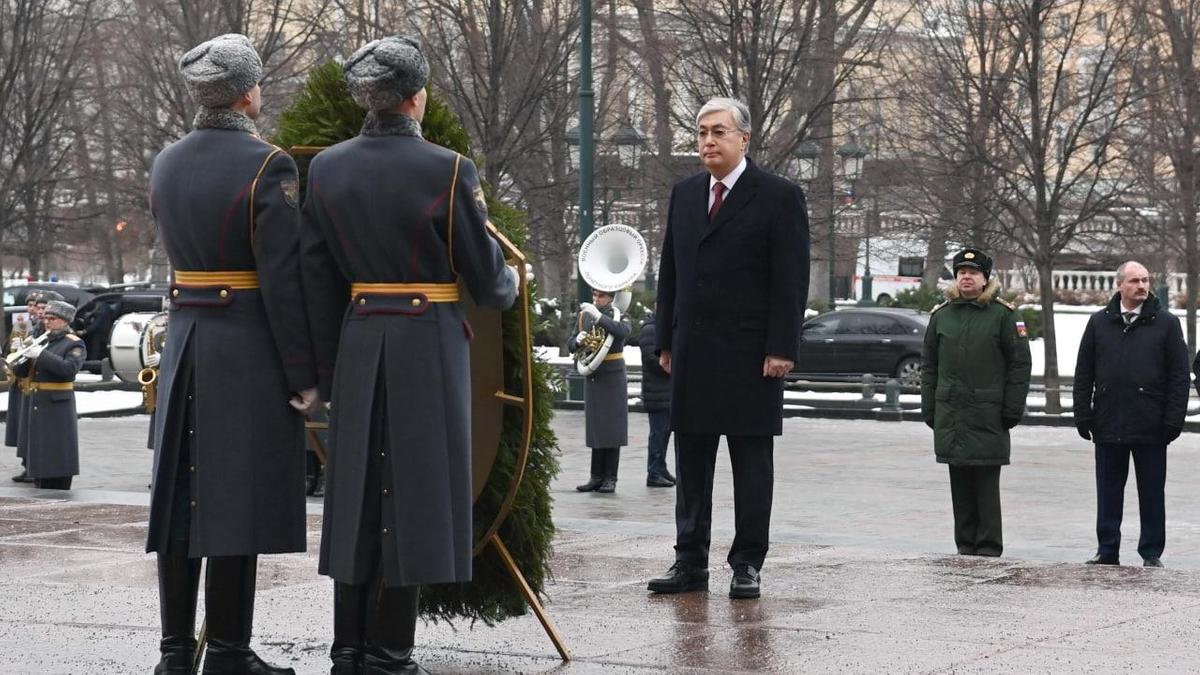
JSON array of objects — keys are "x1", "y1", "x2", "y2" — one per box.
[{"x1": 0, "y1": 389, "x2": 142, "y2": 415}]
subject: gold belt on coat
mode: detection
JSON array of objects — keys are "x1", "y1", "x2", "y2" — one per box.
[
  {"x1": 350, "y1": 282, "x2": 460, "y2": 303},
  {"x1": 173, "y1": 270, "x2": 261, "y2": 289},
  {"x1": 26, "y1": 381, "x2": 73, "y2": 392}
]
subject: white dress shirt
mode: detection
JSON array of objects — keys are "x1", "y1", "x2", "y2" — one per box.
[{"x1": 708, "y1": 156, "x2": 748, "y2": 211}]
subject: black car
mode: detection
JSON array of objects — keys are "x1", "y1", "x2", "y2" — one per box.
[{"x1": 794, "y1": 307, "x2": 928, "y2": 384}]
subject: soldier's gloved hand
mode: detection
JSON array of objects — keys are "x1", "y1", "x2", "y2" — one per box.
[
  {"x1": 580, "y1": 302, "x2": 601, "y2": 320},
  {"x1": 574, "y1": 331, "x2": 588, "y2": 344},
  {"x1": 507, "y1": 263, "x2": 534, "y2": 283},
  {"x1": 144, "y1": 352, "x2": 160, "y2": 368},
  {"x1": 24, "y1": 343, "x2": 43, "y2": 360},
  {"x1": 1076, "y1": 423, "x2": 1091, "y2": 441},
  {"x1": 1164, "y1": 425, "x2": 1182, "y2": 444},
  {"x1": 289, "y1": 387, "x2": 320, "y2": 415}
]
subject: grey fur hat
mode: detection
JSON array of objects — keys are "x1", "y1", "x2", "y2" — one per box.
[
  {"x1": 179, "y1": 34, "x2": 263, "y2": 108},
  {"x1": 344, "y1": 35, "x2": 429, "y2": 111},
  {"x1": 43, "y1": 300, "x2": 75, "y2": 323}
]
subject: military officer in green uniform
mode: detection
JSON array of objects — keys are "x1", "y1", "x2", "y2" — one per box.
[{"x1": 921, "y1": 248, "x2": 1032, "y2": 557}]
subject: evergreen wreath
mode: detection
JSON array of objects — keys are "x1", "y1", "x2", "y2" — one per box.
[{"x1": 274, "y1": 61, "x2": 560, "y2": 624}]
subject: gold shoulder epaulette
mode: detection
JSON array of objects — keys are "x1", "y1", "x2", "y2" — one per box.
[
  {"x1": 66, "y1": 334, "x2": 81, "y2": 342},
  {"x1": 930, "y1": 301, "x2": 949, "y2": 314},
  {"x1": 996, "y1": 298, "x2": 1015, "y2": 310}
]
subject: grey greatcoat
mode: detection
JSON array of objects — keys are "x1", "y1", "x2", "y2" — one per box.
[
  {"x1": 11, "y1": 323, "x2": 42, "y2": 456},
  {"x1": 145, "y1": 113, "x2": 317, "y2": 557},
  {"x1": 567, "y1": 308, "x2": 630, "y2": 448},
  {"x1": 13, "y1": 331, "x2": 84, "y2": 479},
  {"x1": 301, "y1": 112, "x2": 517, "y2": 586}
]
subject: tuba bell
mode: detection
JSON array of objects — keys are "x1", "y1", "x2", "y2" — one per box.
[{"x1": 574, "y1": 224, "x2": 648, "y2": 375}]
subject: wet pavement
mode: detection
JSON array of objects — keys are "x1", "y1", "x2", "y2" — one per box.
[{"x1": 4, "y1": 413, "x2": 1200, "y2": 672}]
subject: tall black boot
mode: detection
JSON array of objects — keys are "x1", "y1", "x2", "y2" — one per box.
[
  {"x1": 155, "y1": 548, "x2": 201, "y2": 674},
  {"x1": 597, "y1": 448, "x2": 620, "y2": 493},
  {"x1": 363, "y1": 581, "x2": 428, "y2": 674},
  {"x1": 201, "y1": 555, "x2": 295, "y2": 675},
  {"x1": 575, "y1": 448, "x2": 605, "y2": 491},
  {"x1": 331, "y1": 582, "x2": 368, "y2": 674}
]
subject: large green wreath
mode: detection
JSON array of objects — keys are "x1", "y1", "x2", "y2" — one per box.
[{"x1": 274, "y1": 62, "x2": 560, "y2": 624}]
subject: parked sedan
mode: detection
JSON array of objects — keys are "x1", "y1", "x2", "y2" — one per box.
[{"x1": 793, "y1": 308, "x2": 928, "y2": 384}]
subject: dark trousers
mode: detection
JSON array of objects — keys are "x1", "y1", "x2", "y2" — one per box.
[
  {"x1": 949, "y1": 465, "x2": 1003, "y2": 556},
  {"x1": 1095, "y1": 443, "x2": 1166, "y2": 560},
  {"x1": 588, "y1": 447, "x2": 620, "y2": 480},
  {"x1": 674, "y1": 432, "x2": 773, "y2": 569},
  {"x1": 647, "y1": 409, "x2": 671, "y2": 478}
]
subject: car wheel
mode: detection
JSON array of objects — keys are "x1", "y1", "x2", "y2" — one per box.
[{"x1": 895, "y1": 356, "x2": 921, "y2": 387}]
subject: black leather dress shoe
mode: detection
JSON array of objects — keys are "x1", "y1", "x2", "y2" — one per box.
[
  {"x1": 596, "y1": 477, "x2": 617, "y2": 493},
  {"x1": 575, "y1": 476, "x2": 603, "y2": 492},
  {"x1": 11, "y1": 470, "x2": 32, "y2": 483},
  {"x1": 1085, "y1": 554, "x2": 1119, "y2": 565},
  {"x1": 729, "y1": 564, "x2": 761, "y2": 599},
  {"x1": 647, "y1": 562, "x2": 708, "y2": 594},
  {"x1": 1144, "y1": 557, "x2": 1164, "y2": 568},
  {"x1": 662, "y1": 470, "x2": 676, "y2": 483},
  {"x1": 646, "y1": 475, "x2": 674, "y2": 488}
]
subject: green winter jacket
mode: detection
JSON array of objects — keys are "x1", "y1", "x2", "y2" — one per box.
[{"x1": 920, "y1": 279, "x2": 1033, "y2": 465}]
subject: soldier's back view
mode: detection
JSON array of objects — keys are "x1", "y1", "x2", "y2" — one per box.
[{"x1": 145, "y1": 33, "x2": 317, "y2": 675}]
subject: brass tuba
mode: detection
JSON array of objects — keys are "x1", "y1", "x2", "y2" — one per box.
[{"x1": 574, "y1": 224, "x2": 647, "y2": 375}]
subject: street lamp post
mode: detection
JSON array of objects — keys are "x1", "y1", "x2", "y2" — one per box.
[
  {"x1": 837, "y1": 139, "x2": 868, "y2": 305},
  {"x1": 576, "y1": 0, "x2": 595, "y2": 305}
]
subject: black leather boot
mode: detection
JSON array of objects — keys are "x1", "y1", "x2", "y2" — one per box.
[
  {"x1": 596, "y1": 448, "x2": 619, "y2": 493},
  {"x1": 576, "y1": 448, "x2": 605, "y2": 491},
  {"x1": 201, "y1": 555, "x2": 295, "y2": 674},
  {"x1": 363, "y1": 582, "x2": 428, "y2": 674},
  {"x1": 331, "y1": 582, "x2": 368, "y2": 674},
  {"x1": 154, "y1": 548, "x2": 201, "y2": 674}
]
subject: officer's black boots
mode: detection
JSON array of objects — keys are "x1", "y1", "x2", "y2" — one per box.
[
  {"x1": 576, "y1": 449, "x2": 605, "y2": 491},
  {"x1": 330, "y1": 583, "x2": 368, "y2": 674},
  {"x1": 155, "y1": 548, "x2": 201, "y2": 674},
  {"x1": 597, "y1": 448, "x2": 620, "y2": 493},
  {"x1": 362, "y1": 583, "x2": 428, "y2": 675},
  {"x1": 201, "y1": 555, "x2": 295, "y2": 675}
]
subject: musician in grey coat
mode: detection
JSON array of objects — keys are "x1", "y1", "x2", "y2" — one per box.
[
  {"x1": 301, "y1": 35, "x2": 518, "y2": 674},
  {"x1": 7, "y1": 290, "x2": 42, "y2": 483},
  {"x1": 145, "y1": 34, "x2": 317, "y2": 675},
  {"x1": 12, "y1": 300, "x2": 83, "y2": 490},
  {"x1": 568, "y1": 288, "x2": 631, "y2": 493}
]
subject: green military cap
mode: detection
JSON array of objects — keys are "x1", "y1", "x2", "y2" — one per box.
[{"x1": 952, "y1": 248, "x2": 993, "y2": 279}]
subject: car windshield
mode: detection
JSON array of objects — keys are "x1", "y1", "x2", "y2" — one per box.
[{"x1": 910, "y1": 313, "x2": 930, "y2": 326}]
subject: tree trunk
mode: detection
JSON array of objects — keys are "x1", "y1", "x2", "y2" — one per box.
[{"x1": 1038, "y1": 257, "x2": 1061, "y2": 414}]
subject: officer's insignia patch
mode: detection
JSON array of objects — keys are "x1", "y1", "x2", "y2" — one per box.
[
  {"x1": 281, "y1": 180, "x2": 299, "y2": 208},
  {"x1": 1016, "y1": 321, "x2": 1027, "y2": 338},
  {"x1": 473, "y1": 185, "x2": 487, "y2": 214},
  {"x1": 70, "y1": 347, "x2": 84, "y2": 358},
  {"x1": 964, "y1": 252, "x2": 976, "y2": 260}
]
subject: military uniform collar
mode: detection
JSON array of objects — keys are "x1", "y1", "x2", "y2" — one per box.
[
  {"x1": 360, "y1": 111, "x2": 423, "y2": 138},
  {"x1": 192, "y1": 107, "x2": 258, "y2": 135}
]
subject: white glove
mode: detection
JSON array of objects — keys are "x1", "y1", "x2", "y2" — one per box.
[
  {"x1": 580, "y1": 302, "x2": 601, "y2": 320},
  {"x1": 24, "y1": 344, "x2": 43, "y2": 360},
  {"x1": 506, "y1": 263, "x2": 535, "y2": 284},
  {"x1": 575, "y1": 331, "x2": 588, "y2": 344},
  {"x1": 144, "y1": 352, "x2": 160, "y2": 368}
]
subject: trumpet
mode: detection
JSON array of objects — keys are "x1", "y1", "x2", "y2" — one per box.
[{"x1": 5, "y1": 333, "x2": 49, "y2": 369}]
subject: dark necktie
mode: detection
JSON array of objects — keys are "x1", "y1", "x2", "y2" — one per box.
[
  {"x1": 709, "y1": 182, "x2": 726, "y2": 221},
  {"x1": 1123, "y1": 311, "x2": 1137, "y2": 326}
]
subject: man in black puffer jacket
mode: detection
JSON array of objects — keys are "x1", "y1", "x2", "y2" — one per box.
[
  {"x1": 639, "y1": 312, "x2": 675, "y2": 487},
  {"x1": 1073, "y1": 261, "x2": 1190, "y2": 568}
]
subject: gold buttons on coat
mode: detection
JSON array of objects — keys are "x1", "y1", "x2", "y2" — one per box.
[
  {"x1": 411, "y1": 298, "x2": 421, "y2": 307},
  {"x1": 219, "y1": 289, "x2": 228, "y2": 298}
]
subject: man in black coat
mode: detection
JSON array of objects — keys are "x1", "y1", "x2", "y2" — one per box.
[
  {"x1": 146, "y1": 34, "x2": 317, "y2": 675},
  {"x1": 638, "y1": 312, "x2": 675, "y2": 487},
  {"x1": 648, "y1": 97, "x2": 809, "y2": 599},
  {"x1": 1073, "y1": 261, "x2": 1189, "y2": 568}
]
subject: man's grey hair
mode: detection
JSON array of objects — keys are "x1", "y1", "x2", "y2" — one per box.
[
  {"x1": 1115, "y1": 260, "x2": 1148, "y2": 283},
  {"x1": 696, "y1": 97, "x2": 752, "y2": 134}
]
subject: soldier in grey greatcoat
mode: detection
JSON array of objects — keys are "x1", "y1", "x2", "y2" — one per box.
[
  {"x1": 568, "y1": 289, "x2": 631, "y2": 493},
  {"x1": 301, "y1": 35, "x2": 518, "y2": 674},
  {"x1": 12, "y1": 300, "x2": 83, "y2": 490},
  {"x1": 7, "y1": 290, "x2": 42, "y2": 483},
  {"x1": 15, "y1": 290, "x2": 64, "y2": 476},
  {"x1": 145, "y1": 34, "x2": 317, "y2": 675}
]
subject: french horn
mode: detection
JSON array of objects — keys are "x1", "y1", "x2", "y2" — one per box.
[{"x1": 574, "y1": 224, "x2": 647, "y2": 375}]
